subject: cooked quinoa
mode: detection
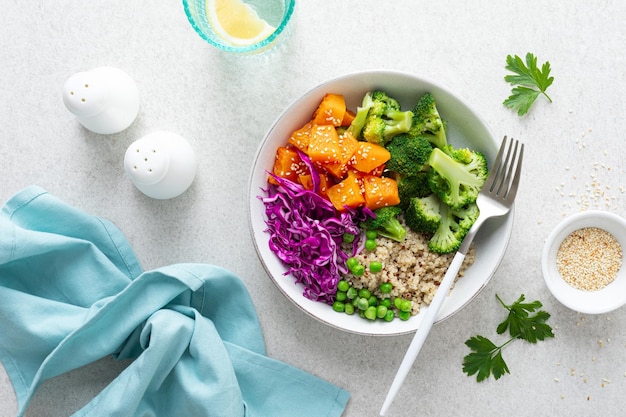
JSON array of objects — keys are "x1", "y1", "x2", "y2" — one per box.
[{"x1": 343, "y1": 222, "x2": 476, "y2": 316}]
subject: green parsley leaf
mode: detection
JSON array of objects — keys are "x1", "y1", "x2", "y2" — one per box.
[
  {"x1": 503, "y1": 53, "x2": 554, "y2": 116},
  {"x1": 496, "y1": 294, "x2": 555, "y2": 343},
  {"x1": 462, "y1": 336, "x2": 511, "y2": 382},
  {"x1": 463, "y1": 294, "x2": 554, "y2": 382}
]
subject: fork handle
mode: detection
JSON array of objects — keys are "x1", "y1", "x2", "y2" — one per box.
[{"x1": 379, "y1": 250, "x2": 467, "y2": 416}]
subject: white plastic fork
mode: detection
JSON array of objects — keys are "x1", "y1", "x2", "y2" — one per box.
[{"x1": 379, "y1": 136, "x2": 524, "y2": 416}]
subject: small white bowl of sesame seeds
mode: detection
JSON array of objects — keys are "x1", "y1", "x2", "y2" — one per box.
[{"x1": 542, "y1": 210, "x2": 626, "y2": 314}]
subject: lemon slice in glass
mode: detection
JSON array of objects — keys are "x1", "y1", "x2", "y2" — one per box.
[{"x1": 206, "y1": 0, "x2": 276, "y2": 47}]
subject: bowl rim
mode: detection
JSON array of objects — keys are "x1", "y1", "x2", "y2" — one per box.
[
  {"x1": 542, "y1": 210, "x2": 626, "y2": 314},
  {"x1": 247, "y1": 69, "x2": 515, "y2": 335},
  {"x1": 182, "y1": 0, "x2": 296, "y2": 54}
]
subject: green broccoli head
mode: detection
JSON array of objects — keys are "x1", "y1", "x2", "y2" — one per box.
[
  {"x1": 361, "y1": 206, "x2": 406, "y2": 242},
  {"x1": 358, "y1": 90, "x2": 413, "y2": 146},
  {"x1": 405, "y1": 195, "x2": 480, "y2": 254},
  {"x1": 450, "y1": 202, "x2": 480, "y2": 241},
  {"x1": 370, "y1": 90, "x2": 402, "y2": 111},
  {"x1": 404, "y1": 194, "x2": 441, "y2": 234},
  {"x1": 395, "y1": 171, "x2": 432, "y2": 210},
  {"x1": 385, "y1": 134, "x2": 433, "y2": 177},
  {"x1": 347, "y1": 92, "x2": 375, "y2": 138},
  {"x1": 428, "y1": 202, "x2": 464, "y2": 254},
  {"x1": 427, "y1": 147, "x2": 488, "y2": 210},
  {"x1": 408, "y1": 92, "x2": 447, "y2": 149}
]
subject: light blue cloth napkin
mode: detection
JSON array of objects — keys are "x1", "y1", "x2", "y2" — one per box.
[{"x1": 0, "y1": 186, "x2": 349, "y2": 417}]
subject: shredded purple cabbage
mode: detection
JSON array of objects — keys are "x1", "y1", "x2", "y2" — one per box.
[{"x1": 260, "y1": 173, "x2": 373, "y2": 304}]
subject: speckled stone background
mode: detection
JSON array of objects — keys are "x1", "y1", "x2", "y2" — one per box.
[{"x1": 1, "y1": 1, "x2": 626, "y2": 416}]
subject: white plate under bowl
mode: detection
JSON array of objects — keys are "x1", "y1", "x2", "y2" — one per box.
[
  {"x1": 248, "y1": 70, "x2": 514, "y2": 336},
  {"x1": 542, "y1": 210, "x2": 626, "y2": 314}
]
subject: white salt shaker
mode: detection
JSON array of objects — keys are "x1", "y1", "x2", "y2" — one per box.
[
  {"x1": 62, "y1": 67, "x2": 140, "y2": 134},
  {"x1": 124, "y1": 131, "x2": 197, "y2": 199}
]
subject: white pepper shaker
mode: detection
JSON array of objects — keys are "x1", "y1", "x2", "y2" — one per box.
[
  {"x1": 62, "y1": 67, "x2": 140, "y2": 134},
  {"x1": 124, "y1": 131, "x2": 197, "y2": 199}
]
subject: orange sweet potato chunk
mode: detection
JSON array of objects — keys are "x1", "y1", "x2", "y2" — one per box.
[
  {"x1": 321, "y1": 131, "x2": 359, "y2": 179},
  {"x1": 269, "y1": 146, "x2": 307, "y2": 185},
  {"x1": 307, "y1": 125, "x2": 342, "y2": 165},
  {"x1": 312, "y1": 93, "x2": 346, "y2": 127},
  {"x1": 326, "y1": 172, "x2": 365, "y2": 211},
  {"x1": 341, "y1": 109, "x2": 356, "y2": 127},
  {"x1": 288, "y1": 122, "x2": 313, "y2": 153},
  {"x1": 362, "y1": 175, "x2": 400, "y2": 210},
  {"x1": 352, "y1": 141, "x2": 391, "y2": 173},
  {"x1": 298, "y1": 174, "x2": 313, "y2": 190}
]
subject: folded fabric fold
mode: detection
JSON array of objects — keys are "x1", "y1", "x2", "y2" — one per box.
[{"x1": 0, "y1": 186, "x2": 349, "y2": 417}]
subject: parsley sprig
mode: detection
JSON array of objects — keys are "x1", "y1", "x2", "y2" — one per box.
[
  {"x1": 503, "y1": 53, "x2": 554, "y2": 116},
  {"x1": 463, "y1": 294, "x2": 554, "y2": 382}
]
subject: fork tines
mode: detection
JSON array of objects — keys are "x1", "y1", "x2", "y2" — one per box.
[{"x1": 485, "y1": 136, "x2": 523, "y2": 201}]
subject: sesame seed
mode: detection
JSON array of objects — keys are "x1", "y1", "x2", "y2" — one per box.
[{"x1": 556, "y1": 227, "x2": 622, "y2": 291}]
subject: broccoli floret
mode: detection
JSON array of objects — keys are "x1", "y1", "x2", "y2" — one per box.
[
  {"x1": 450, "y1": 202, "x2": 480, "y2": 240},
  {"x1": 441, "y1": 145, "x2": 473, "y2": 163},
  {"x1": 427, "y1": 147, "x2": 488, "y2": 210},
  {"x1": 395, "y1": 172, "x2": 432, "y2": 210},
  {"x1": 361, "y1": 206, "x2": 406, "y2": 242},
  {"x1": 428, "y1": 202, "x2": 464, "y2": 254},
  {"x1": 347, "y1": 92, "x2": 375, "y2": 138},
  {"x1": 385, "y1": 134, "x2": 433, "y2": 177},
  {"x1": 371, "y1": 90, "x2": 402, "y2": 111},
  {"x1": 356, "y1": 90, "x2": 413, "y2": 146},
  {"x1": 408, "y1": 92, "x2": 447, "y2": 149},
  {"x1": 405, "y1": 195, "x2": 481, "y2": 254},
  {"x1": 404, "y1": 195, "x2": 441, "y2": 234}
]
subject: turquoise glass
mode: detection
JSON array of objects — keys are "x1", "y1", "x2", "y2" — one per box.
[{"x1": 183, "y1": 0, "x2": 295, "y2": 54}]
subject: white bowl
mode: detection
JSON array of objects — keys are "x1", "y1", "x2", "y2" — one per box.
[
  {"x1": 542, "y1": 210, "x2": 626, "y2": 314},
  {"x1": 248, "y1": 70, "x2": 514, "y2": 336}
]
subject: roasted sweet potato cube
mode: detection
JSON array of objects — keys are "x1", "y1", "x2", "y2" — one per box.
[
  {"x1": 307, "y1": 125, "x2": 343, "y2": 165},
  {"x1": 321, "y1": 131, "x2": 359, "y2": 179},
  {"x1": 362, "y1": 175, "x2": 400, "y2": 210},
  {"x1": 288, "y1": 122, "x2": 313, "y2": 153},
  {"x1": 312, "y1": 93, "x2": 347, "y2": 127},
  {"x1": 269, "y1": 146, "x2": 307, "y2": 185},
  {"x1": 326, "y1": 172, "x2": 365, "y2": 211},
  {"x1": 351, "y1": 141, "x2": 391, "y2": 173}
]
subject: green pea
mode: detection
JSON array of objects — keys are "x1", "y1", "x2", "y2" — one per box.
[
  {"x1": 379, "y1": 282, "x2": 392, "y2": 294},
  {"x1": 368, "y1": 295, "x2": 378, "y2": 307},
  {"x1": 352, "y1": 264, "x2": 365, "y2": 276},
  {"x1": 335, "y1": 291, "x2": 347, "y2": 302},
  {"x1": 364, "y1": 239, "x2": 377, "y2": 251},
  {"x1": 358, "y1": 288, "x2": 371, "y2": 299},
  {"x1": 346, "y1": 257, "x2": 359, "y2": 270},
  {"x1": 356, "y1": 297, "x2": 369, "y2": 311},
  {"x1": 379, "y1": 298, "x2": 392, "y2": 308},
  {"x1": 399, "y1": 299, "x2": 412, "y2": 313},
  {"x1": 332, "y1": 301, "x2": 345, "y2": 313},
  {"x1": 337, "y1": 280, "x2": 350, "y2": 292},
  {"x1": 342, "y1": 233, "x2": 356, "y2": 243},
  {"x1": 344, "y1": 303, "x2": 355, "y2": 315},
  {"x1": 393, "y1": 297, "x2": 412, "y2": 312},
  {"x1": 365, "y1": 230, "x2": 378, "y2": 240},
  {"x1": 384, "y1": 310, "x2": 395, "y2": 322},
  {"x1": 346, "y1": 287, "x2": 358, "y2": 300},
  {"x1": 364, "y1": 306, "x2": 377, "y2": 320},
  {"x1": 398, "y1": 310, "x2": 411, "y2": 321},
  {"x1": 376, "y1": 305, "x2": 388, "y2": 319},
  {"x1": 369, "y1": 261, "x2": 382, "y2": 273}
]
